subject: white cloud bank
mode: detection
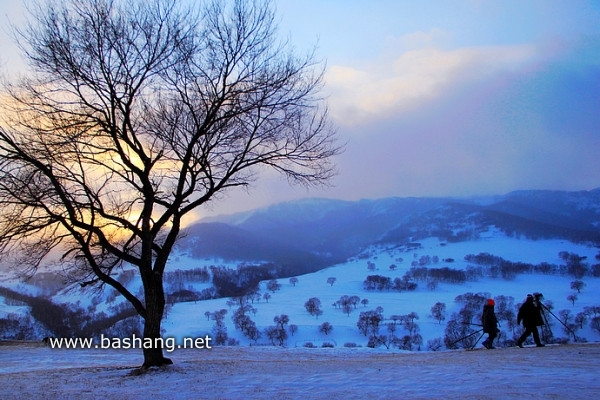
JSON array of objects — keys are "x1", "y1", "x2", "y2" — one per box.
[{"x1": 326, "y1": 42, "x2": 540, "y2": 126}]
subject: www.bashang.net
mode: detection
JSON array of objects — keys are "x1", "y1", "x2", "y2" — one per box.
[{"x1": 47, "y1": 334, "x2": 212, "y2": 352}]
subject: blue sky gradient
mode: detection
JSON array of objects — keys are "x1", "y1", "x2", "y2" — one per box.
[{"x1": 1, "y1": 0, "x2": 599, "y2": 218}]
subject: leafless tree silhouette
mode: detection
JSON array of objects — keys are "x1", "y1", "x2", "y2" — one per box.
[{"x1": 0, "y1": 0, "x2": 340, "y2": 368}]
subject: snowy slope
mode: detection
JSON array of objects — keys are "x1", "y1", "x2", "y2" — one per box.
[
  {"x1": 1, "y1": 228, "x2": 600, "y2": 399},
  {"x1": 2, "y1": 228, "x2": 599, "y2": 348},
  {"x1": 163, "y1": 229, "x2": 600, "y2": 348}
]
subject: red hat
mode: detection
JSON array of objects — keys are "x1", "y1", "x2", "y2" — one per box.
[{"x1": 487, "y1": 298, "x2": 495, "y2": 306}]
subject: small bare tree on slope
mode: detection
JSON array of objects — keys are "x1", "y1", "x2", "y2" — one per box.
[{"x1": 0, "y1": 0, "x2": 340, "y2": 368}]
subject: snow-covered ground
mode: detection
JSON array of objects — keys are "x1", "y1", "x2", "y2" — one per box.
[
  {"x1": 163, "y1": 232, "x2": 600, "y2": 348},
  {"x1": 2, "y1": 230, "x2": 600, "y2": 398},
  {"x1": 1, "y1": 341, "x2": 599, "y2": 399}
]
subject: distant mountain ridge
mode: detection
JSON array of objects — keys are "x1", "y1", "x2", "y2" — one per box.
[{"x1": 177, "y1": 189, "x2": 600, "y2": 274}]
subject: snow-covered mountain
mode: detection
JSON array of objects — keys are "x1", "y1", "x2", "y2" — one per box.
[
  {"x1": 181, "y1": 189, "x2": 600, "y2": 267},
  {"x1": 1, "y1": 189, "x2": 600, "y2": 351}
]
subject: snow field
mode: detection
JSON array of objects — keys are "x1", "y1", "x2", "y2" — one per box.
[{"x1": 163, "y1": 232, "x2": 600, "y2": 348}]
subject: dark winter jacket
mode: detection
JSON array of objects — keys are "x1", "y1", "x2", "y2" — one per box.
[
  {"x1": 481, "y1": 305, "x2": 498, "y2": 333},
  {"x1": 517, "y1": 297, "x2": 544, "y2": 328}
]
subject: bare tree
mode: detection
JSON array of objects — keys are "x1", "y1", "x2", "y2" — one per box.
[
  {"x1": 265, "y1": 314, "x2": 289, "y2": 346},
  {"x1": 570, "y1": 280, "x2": 586, "y2": 294},
  {"x1": 0, "y1": 0, "x2": 340, "y2": 368},
  {"x1": 304, "y1": 297, "x2": 322, "y2": 319},
  {"x1": 266, "y1": 279, "x2": 281, "y2": 293},
  {"x1": 319, "y1": 321, "x2": 333, "y2": 335},
  {"x1": 430, "y1": 302, "x2": 446, "y2": 324},
  {"x1": 288, "y1": 323, "x2": 298, "y2": 336}
]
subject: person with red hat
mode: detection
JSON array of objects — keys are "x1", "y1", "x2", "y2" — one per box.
[{"x1": 481, "y1": 298, "x2": 499, "y2": 349}]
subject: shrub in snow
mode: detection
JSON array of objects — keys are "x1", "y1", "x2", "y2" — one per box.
[{"x1": 427, "y1": 337, "x2": 444, "y2": 351}]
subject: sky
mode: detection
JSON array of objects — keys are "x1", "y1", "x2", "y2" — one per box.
[{"x1": 1, "y1": 0, "x2": 600, "y2": 218}]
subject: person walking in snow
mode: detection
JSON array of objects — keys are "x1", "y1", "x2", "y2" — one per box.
[
  {"x1": 516, "y1": 293, "x2": 545, "y2": 348},
  {"x1": 481, "y1": 298, "x2": 499, "y2": 349}
]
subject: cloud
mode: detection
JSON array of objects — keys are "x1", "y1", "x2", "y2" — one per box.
[
  {"x1": 393, "y1": 28, "x2": 454, "y2": 50},
  {"x1": 319, "y1": 35, "x2": 600, "y2": 202},
  {"x1": 325, "y1": 42, "x2": 539, "y2": 127}
]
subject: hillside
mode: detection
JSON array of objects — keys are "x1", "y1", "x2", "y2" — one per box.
[
  {"x1": 162, "y1": 231, "x2": 600, "y2": 350},
  {"x1": 182, "y1": 189, "x2": 600, "y2": 269},
  {"x1": 2, "y1": 189, "x2": 600, "y2": 353}
]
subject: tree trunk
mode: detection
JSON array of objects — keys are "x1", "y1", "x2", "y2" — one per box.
[
  {"x1": 141, "y1": 274, "x2": 172, "y2": 368},
  {"x1": 142, "y1": 318, "x2": 173, "y2": 368}
]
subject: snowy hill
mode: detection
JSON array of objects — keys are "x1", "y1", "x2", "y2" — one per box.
[
  {"x1": 163, "y1": 229, "x2": 600, "y2": 350},
  {"x1": 183, "y1": 189, "x2": 600, "y2": 266},
  {"x1": 2, "y1": 191, "x2": 600, "y2": 399},
  {"x1": 2, "y1": 190, "x2": 600, "y2": 352}
]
